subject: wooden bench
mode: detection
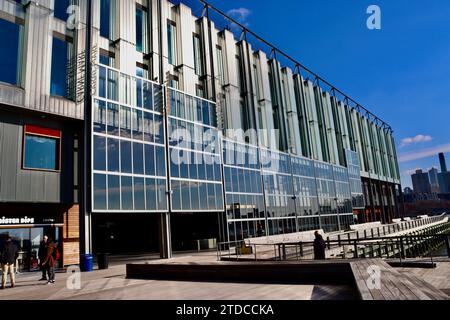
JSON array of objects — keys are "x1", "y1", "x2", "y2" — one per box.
[{"x1": 350, "y1": 259, "x2": 449, "y2": 300}]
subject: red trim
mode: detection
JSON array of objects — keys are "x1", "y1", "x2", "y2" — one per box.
[{"x1": 24, "y1": 125, "x2": 61, "y2": 138}]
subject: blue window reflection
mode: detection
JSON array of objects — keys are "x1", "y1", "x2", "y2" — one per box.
[
  {"x1": 100, "y1": 0, "x2": 111, "y2": 39},
  {"x1": 155, "y1": 146, "x2": 166, "y2": 177},
  {"x1": 0, "y1": 18, "x2": 22, "y2": 86},
  {"x1": 157, "y1": 179, "x2": 167, "y2": 210},
  {"x1": 54, "y1": 0, "x2": 70, "y2": 21},
  {"x1": 93, "y1": 174, "x2": 107, "y2": 210},
  {"x1": 144, "y1": 144, "x2": 155, "y2": 176},
  {"x1": 24, "y1": 135, "x2": 59, "y2": 170},
  {"x1": 121, "y1": 176, "x2": 133, "y2": 210},
  {"x1": 146, "y1": 178, "x2": 157, "y2": 210},
  {"x1": 93, "y1": 136, "x2": 106, "y2": 171},
  {"x1": 107, "y1": 138, "x2": 120, "y2": 172},
  {"x1": 133, "y1": 143, "x2": 144, "y2": 174},
  {"x1": 134, "y1": 177, "x2": 145, "y2": 210},
  {"x1": 108, "y1": 175, "x2": 120, "y2": 210},
  {"x1": 50, "y1": 37, "x2": 71, "y2": 98},
  {"x1": 107, "y1": 103, "x2": 120, "y2": 136},
  {"x1": 120, "y1": 141, "x2": 132, "y2": 173}
]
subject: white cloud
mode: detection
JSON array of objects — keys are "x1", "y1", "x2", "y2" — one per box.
[
  {"x1": 404, "y1": 168, "x2": 422, "y2": 175},
  {"x1": 398, "y1": 143, "x2": 450, "y2": 163},
  {"x1": 227, "y1": 8, "x2": 252, "y2": 27},
  {"x1": 400, "y1": 134, "x2": 433, "y2": 147}
]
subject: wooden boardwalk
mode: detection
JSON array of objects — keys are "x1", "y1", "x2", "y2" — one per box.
[{"x1": 350, "y1": 259, "x2": 449, "y2": 300}]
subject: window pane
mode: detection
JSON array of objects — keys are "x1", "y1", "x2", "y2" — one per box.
[
  {"x1": 120, "y1": 106, "x2": 132, "y2": 138},
  {"x1": 132, "y1": 109, "x2": 143, "y2": 140},
  {"x1": 171, "y1": 180, "x2": 181, "y2": 210},
  {"x1": 120, "y1": 140, "x2": 132, "y2": 173},
  {"x1": 93, "y1": 136, "x2": 106, "y2": 171},
  {"x1": 0, "y1": 18, "x2": 22, "y2": 86},
  {"x1": 143, "y1": 112, "x2": 154, "y2": 142},
  {"x1": 107, "y1": 103, "x2": 119, "y2": 136},
  {"x1": 207, "y1": 183, "x2": 215, "y2": 210},
  {"x1": 100, "y1": 0, "x2": 112, "y2": 39},
  {"x1": 197, "y1": 182, "x2": 205, "y2": 210},
  {"x1": 215, "y1": 184, "x2": 223, "y2": 210},
  {"x1": 121, "y1": 176, "x2": 133, "y2": 210},
  {"x1": 54, "y1": 0, "x2": 70, "y2": 21},
  {"x1": 145, "y1": 178, "x2": 156, "y2": 211},
  {"x1": 93, "y1": 174, "x2": 107, "y2": 210},
  {"x1": 51, "y1": 37, "x2": 71, "y2": 98},
  {"x1": 134, "y1": 177, "x2": 145, "y2": 210},
  {"x1": 181, "y1": 181, "x2": 190, "y2": 210},
  {"x1": 144, "y1": 144, "x2": 155, "y2": 176},
  {"x1": 155, "y1": 146, "x2": 166, "y2": 177},
  {"x1": 190, "y1": 182, "x2": 199, "y2": 211},
  {"x1": 107, "y1": 175, "x2": 120, "y2": 210},
  {"x1": 107, "y1": 138, "x2": 120, "y2": 172},
  {"x1": 133, "y1": 143, "x2": 144, "y2": 174},
  {"x1": 93, "y1": 100, "x2": 106, "y2": 133},
  {"x1": 143, "y1": 82, "x2": 153, "y2": 110},
  {"x1": 136, "y1": 7, "x2": 148, "y2": 54},
  {"x1": 108, "y1": 69, "x2": 118, "y2": 101},
  {"x1": 154, "y1": 114, "x2": 164, "y2": 144},
  {"x1": 24, "y1": 135, "x2": 58, "y2": 170},
  {"x1": 157, "y1": 179, "x2": 167, "y2": 211}
]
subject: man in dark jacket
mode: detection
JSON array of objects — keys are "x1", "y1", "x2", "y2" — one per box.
[
  {"x1": 41, "y1": 240, "x2": 57, "y2": 284},
  {"x1": 38, "y1": 235, "x2": 49, "y2": 281},
  {"x1": 1, "y1": 237, "x2": 19, "y2": 289},
  {"x1": 313, "y1": 231, "x2": 326, "y2": 260}
]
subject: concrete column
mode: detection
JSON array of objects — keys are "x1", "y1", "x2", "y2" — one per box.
[{"x1": 158, "y1": 212, "x2": 172, "y2": 259}]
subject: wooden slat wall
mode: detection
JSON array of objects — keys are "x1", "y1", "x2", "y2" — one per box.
[{"x1": 63, "y1": 204, "x2": 80, "y2": 266}]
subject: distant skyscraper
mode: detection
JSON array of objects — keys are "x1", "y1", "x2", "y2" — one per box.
[
  {"x1": 411, "y1": 169, "x2": 432, "y2": 194},
  {"x1": 438, "y1": 153, "x2": 450, "y2": 193},
  {"x1": 439, "y1": 153, "x2": 447, "y2": 173},
  {"x1": 429, "y1": 167, "x2": 440, "y2": 193}
]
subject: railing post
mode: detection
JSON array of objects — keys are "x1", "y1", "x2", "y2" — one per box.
[
  {"x1": 354, "y1": 240, "x2": 358, "y2": 259},
  {"x1": 356, "y1": 231, "x2": 360, "y2": 240},
  {"x1": 377, "y1": 227, "x2": 380, "y2": 237},
  {"x1": 371, "y1": 229, "x2": 374, "y2": 238},
  {"x1": 282, "y1": 244, "x2": 286, "y2": 261},
  {"x1": 338, "y1": 234, "x2": 341, "y2": 246},
  {"x1": 400, "y1": 237, "x2": 405, "y2": 259},
  {"x1": 299, "y1": 242, "x2": 303, "y2": 257},
  {"x1": 364, "y1": 230, "x2": 367, "y2": 238},
  {"x1": 383, "y1": 226, "x2": 386, "y2": 235},
  {"x1": 327, "y1": 237, "x2": 331, "y2": 250}
]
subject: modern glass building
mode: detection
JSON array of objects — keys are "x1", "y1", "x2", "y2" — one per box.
[{"x1": 0, "y1": 0, "x2": 401, "y2": 261}]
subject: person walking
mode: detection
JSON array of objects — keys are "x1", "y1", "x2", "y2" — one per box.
[
  {"x1": 41, "y1": 239, "x2": 58, "y2": 285},
  {"x1": 38, "y1": 235, "x2": 49, "y2": 281},
  {"x1": 1, "y1": 237, "x2": 19, "y2": 289},
  {"x1": 313, "y1": 231, "x2": 326, "y2": 260}
]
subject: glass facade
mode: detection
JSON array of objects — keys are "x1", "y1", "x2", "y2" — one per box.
[
  {"x1": 223, "y1": 140, "x2": 265, "y2": 241},
  {"x1": 93, "y1": 64, "x2": 168, "y2": 212},
  {"x1": 168, "y1": 88, "x2": 223, "y2": 212},
  {"x1": 346, "y1": 149, "x2": 365, "y2": 209}
]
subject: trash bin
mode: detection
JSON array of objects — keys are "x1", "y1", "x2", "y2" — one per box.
[
  {"x1": 80, "y1": 254, "x2": 93, "y2": 272},
  {"x1": 97, "y1": 253, "x2": 109, "y2": 270}
]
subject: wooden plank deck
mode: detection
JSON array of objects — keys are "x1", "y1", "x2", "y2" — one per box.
[{"x1": 350, "y1": 259, "x2": 449, "y2": 300}]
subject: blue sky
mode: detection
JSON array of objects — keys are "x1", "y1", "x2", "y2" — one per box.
[{"x1": 181, "y1": 0, "x2": 450, "y2": 188}]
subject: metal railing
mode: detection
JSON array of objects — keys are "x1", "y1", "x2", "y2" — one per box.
[{"x1": 217, "y1": 216, "x2": 450, "y2": 263}]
